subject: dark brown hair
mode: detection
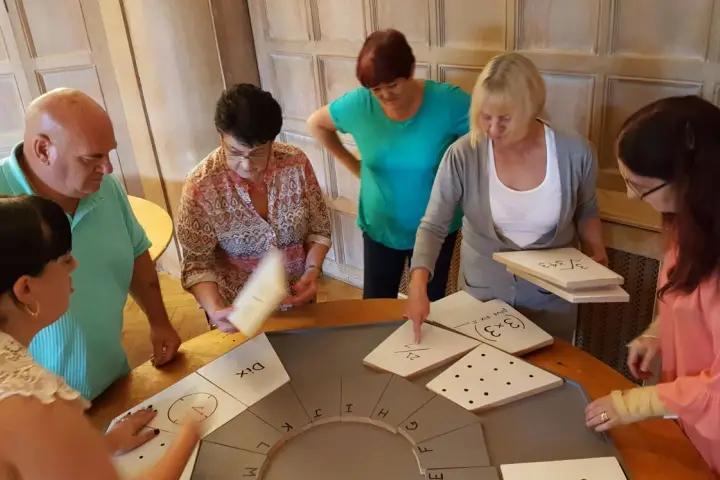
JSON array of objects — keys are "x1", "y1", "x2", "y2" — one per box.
[
  {"x1": 617, "y1": 95, "x2": 720, "y2": 298},
  {"x1": 356, "y1": 29, "x2": 414, "y2": 88}
]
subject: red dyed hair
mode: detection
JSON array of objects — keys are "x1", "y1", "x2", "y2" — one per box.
[{"x1": 356, "y1": 29, "x2": 415, "y2": 88}]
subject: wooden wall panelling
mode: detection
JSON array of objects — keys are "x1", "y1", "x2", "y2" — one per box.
[
  {"x1": 242, "y1": 0, "x2": 720, "y2": 286},
  {"x1": 5, "y1": 0, "x2": 142, "y2": 194}
]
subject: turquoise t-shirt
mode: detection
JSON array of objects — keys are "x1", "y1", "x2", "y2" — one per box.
[
  {"x1": 0, "y1": 144, "x2": 151, "y2": 400},
  {"x1": 329, "y1": 80, "x2": 469, "y2": 250}
]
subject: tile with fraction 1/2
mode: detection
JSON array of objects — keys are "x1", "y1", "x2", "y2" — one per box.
[{"x1": 363, "y1": 321, "x2": 480, "y2": 378}]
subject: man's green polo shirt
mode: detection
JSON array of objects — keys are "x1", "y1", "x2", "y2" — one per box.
[{"x1": 0, "y1": 143, "x2": 151, "y2": 400}]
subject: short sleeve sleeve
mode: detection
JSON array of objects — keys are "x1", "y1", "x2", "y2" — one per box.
[
  {"x1": 328, "y1": 88, "x2": 370, "y2": 134},
  {"x1": 107, "y1": 175, "x2": 152, "y2": 258},
  {"x1": 445, "y1": 85, "x2": 471, "y2": 137}
]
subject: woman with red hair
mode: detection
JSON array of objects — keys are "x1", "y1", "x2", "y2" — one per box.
[
  {"x1": 586, "y1": 96, "x2": 720, "y2": 475},
  {"x1": 308, "y1": 29, "x2": 469, "y2": 301}
]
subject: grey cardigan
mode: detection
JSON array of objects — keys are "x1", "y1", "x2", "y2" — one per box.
[{"x1": 411, "y1": 127, "x2": 599, "y2": 302}]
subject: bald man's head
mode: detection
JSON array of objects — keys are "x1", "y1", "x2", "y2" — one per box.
[{"x1": 23, "y1": 88, "x2": 116, "y2": 199}]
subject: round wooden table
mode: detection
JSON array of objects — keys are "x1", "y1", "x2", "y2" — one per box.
[
  {"x1": 128, "y1": 195, "x2": 174, "y2": 261},
  {"x1": 88, "y1": 299, "x2": 714, "y2": 479}
]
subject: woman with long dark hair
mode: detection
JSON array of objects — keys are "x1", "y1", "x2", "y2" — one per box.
[
  {"x1": 0, "y1": 195, "x2": 199, "y2": 479},
  {"x1": 585, "y1": 96, "x2": 720, "y2": 475}
]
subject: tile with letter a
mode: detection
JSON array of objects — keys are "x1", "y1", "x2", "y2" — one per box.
[
  {"x1": 107, "y1": 373, "x2": 246, "y2": 437},
  {"x1": 196, "y1": 333, "x2": 289, "y2": 407},
  {"x1": 192, "y1": 441, "x2": 267, "y2": 479},
  {"x1": 291, "y1": 373, "x2": 342, "y2": 426},
  {"x1": 492, "y1": 247, "x2": 624, "y2": 290},
  {"x1": 398, "y1": 395, "x2": 481, "y2": 445},
  {"x1": 413, "y1": 422, "x2": 490, "y2": 473},
  {"x1": 369, "y1": 374, "x2": 435, "y2": 432},
  {"x1": 203, "y1": 409, "x2": 283, "y2": 455},
  {"x1": 340, "y1": 370, "x2": 393, "y2": 422},
  {"x1": 500, "y1": 457, "x2": 627, "y2": 479},
  {"x1": 431, "y1": 298, "x2": 553, "y2": 355},
  {"x1": 363, "y1": 321, "x2": 479, "y2": 378},
  {"x1": 425, "y1": 467, "x2": 500, "y2": 479},
  {"x1": 248, "y1": 383, "x2": 311, "y2": 438},
  {"x1": 426, "y1": 344, "x2": 563, "y2": 412}
]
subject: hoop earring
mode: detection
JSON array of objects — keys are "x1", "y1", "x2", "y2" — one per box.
[{"x1": 24, "y1": 302, "x2": 40, "y2": 318}]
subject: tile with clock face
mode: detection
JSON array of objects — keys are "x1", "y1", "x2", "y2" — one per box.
[{"x1": 108, "y1": 372, "x2": 246, "y2": 437}]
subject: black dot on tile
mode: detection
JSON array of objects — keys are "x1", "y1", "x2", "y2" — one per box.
[
  {"x1": 442, "y1": 388, "x2": 447, "y2": 392},
  {"x1": 455, "y1": 374, "x2": 460, "y2": 378},
  {"x1": 529, "y1": 374, "x2": 534, "y2": 378},
  {"x1": 480, "y1": 378, "x2": 484, "y2": 381},
  {"x1": 160, "y1": 443, "x2": 166, "y2": 447},
  {"x1": 139, "y1": 456, "x2": 144, "y2": 460},
  {"x1": 484, "y1": 392, "x2": 489, "y2": 396},
  {"x1": 509, "y1": 361, "x2": 514, "y2": 365},
  {"x1": 506, "y1": 382, "x2": 511, "y2": 385},
  {"x1": 464, "y1": 388, "x2": 469, "y2": 392},
  {"x1": 481, "y1": 353, "x2": 486, "y2": 357},
  {"x1": 469, "y1": 400, "x2": 474, "y2": 404},
  {"x1": 467, "y1": 365, "x2": 472, "y2": 368},
  {"x1": 493, "y1": 368, "x2": 498, "y2": 371}
]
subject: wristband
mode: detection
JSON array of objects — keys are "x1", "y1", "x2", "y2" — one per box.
[
  {"x1": 610, "y1": 386, "x2": 671, "y2": 424},
  {"x1": 305, "y1": 264, "x2": 322, "y2": 275}
]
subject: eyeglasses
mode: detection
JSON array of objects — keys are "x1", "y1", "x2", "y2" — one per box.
[
  {"x1": 624, "y1": 178, "x2": 668, "y2": 200},
  {"x1": 225, "y1": 142, "x2": 272, "y2": 162}
]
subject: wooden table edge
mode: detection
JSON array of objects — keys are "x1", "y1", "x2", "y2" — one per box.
[{"x1": 90, "y1": 299, "x2": 713, "y2": 479}]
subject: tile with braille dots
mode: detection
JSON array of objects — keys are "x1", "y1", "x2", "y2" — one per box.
[
  {"x1": 113, "y1": 428, "x2": 194, "y2": 478},
  {"x1": 426, "y1": 343, "x2": 563, "y2": 412},
  {"x1": 500, "y1": 457, "x2": 627, "y2": 479}
]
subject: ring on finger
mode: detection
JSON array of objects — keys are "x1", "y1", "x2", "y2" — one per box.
[{"x1": 600, "y1": 411, "x2": 609, "y2": 423}]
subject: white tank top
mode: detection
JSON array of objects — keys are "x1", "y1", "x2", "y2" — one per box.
[{"x1": 489, "y1": 124, "x2": 562, "y2": 248}]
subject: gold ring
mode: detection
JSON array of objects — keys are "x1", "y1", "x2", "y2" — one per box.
[{"x1": 600, "y1": 411, "x2": 609, "y2": 422}]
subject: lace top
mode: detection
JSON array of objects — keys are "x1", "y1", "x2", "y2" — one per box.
[{"x1": 0, "y1": 331, "x2": 89, "y2": 408}]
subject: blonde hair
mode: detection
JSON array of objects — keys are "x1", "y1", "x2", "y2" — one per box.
[{"x1": 469, "y1": 53, "x2": 546, "y2": 147}]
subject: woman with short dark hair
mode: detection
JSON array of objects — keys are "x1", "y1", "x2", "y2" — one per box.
[
  {"x1": 0, "y1": 195, "x2": 199, "y2": 479},
  {"x1": 308, "y1": 29, "x2": 469, "y2": 301},
  {"x1": 178, "y1": 84, "x2": 332, "y2": 332},
  {"x1": 585, "y1": 96, "x2": 720, "y2": 475}
]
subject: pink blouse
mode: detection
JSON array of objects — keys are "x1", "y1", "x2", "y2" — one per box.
[
  {"x1": 177, "y1": 143, "x2": 332, "y2": 306},
  {"x1": 655, "y1": 246, "x2": 720, "y2": 474}
]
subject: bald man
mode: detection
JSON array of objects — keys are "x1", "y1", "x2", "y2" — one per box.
[{"x1": 0, "y1": 88, "x2": 181, "y2": 400}]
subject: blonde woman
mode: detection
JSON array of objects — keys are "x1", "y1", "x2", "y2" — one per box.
[{"x1": 405, "y1": 53, "x2": 607, "y2": 343}]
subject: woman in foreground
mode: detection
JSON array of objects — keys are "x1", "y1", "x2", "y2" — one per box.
[
  {"x1": 406, "y1": 52, "x2": 606, "y2": 342},
  {"x1": 585, "y1": 96, "x2": 720, "y2": 475},
  {"x1": 0, "y1": 195, "x2": 198, "y2": 479}
]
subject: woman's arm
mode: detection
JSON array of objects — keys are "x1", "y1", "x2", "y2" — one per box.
[
  {"x1": 410, "y1": 146, "x2": 465, "y2": 280},
  {"x1": 1, "y1": 397, "x2": 198, "y2": 480},
  {"x1": 177, "y1": 182, "x2": 225, "y2": 314},
  {"x1": 574, "y1": 141, "x2": 608, "y2": 265},
  {"x1": 307, "y1": 106, "x2": 360, "y2": 178}
]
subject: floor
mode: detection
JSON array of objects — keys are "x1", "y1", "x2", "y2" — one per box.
[{"x1": 121, "y1": 274, "x2": 362, "y2": 369}]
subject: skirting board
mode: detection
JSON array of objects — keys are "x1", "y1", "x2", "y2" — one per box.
[{"x1": 508, "y1": 267, "x2": 629, "y2": 304}]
